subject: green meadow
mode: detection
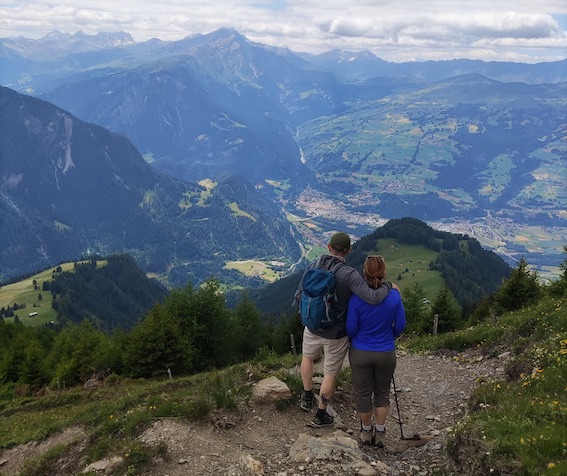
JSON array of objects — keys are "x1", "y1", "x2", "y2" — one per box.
[
  {"x1": 0, "y1": 260, "x2": 107, "y2": 327},
  {"x1": 373, "y1": 238, "x2": 444, "y2": 299},
  {"x1": 224, "y1": 260, "x2": 281, "y2": 282}
]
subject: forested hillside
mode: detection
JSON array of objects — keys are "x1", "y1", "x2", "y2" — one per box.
[
  {"x1": 1, "y1": 217, "x2": 511, "y2": 346},
  {"x1": 0, "y1": 86, "x2": 300, "y2": 287},
  {"x1": 248, "y1": 218, "x2": 511, "y2": 320},
  {"x1": 49, "y1": 255, "x2": 168, "y2": 332},
  {"x1": 357, "y1": 218, "x2": 512, "y2": 307}
]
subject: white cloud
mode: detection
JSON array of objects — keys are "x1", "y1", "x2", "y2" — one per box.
[{"x1": 0, "y1": 0, "x2": 565, "y2": 62}]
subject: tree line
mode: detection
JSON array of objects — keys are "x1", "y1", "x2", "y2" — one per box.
[
  {"x1": 49, "y1": 255, "x2": 168, "y2": 332},
  {"x1": 0, "y1": 278, "x2": 302, "y2": 391},
  {"x1": 1, "y1": 245, "x2": 565, "y2": 394},
  {"x1": 403, "y1": 252, "x2": 566, "y2": 334}
]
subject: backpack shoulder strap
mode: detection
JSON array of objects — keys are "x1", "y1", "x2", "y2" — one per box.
[{"x1": 327, "y1": 257, "x2": 345, "y2": 275}]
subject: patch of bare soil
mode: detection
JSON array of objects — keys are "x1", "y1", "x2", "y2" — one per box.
[
  {"x1": 0, "y1": 349, "x2": 506, "y2": 476},
  {"x1": 0, "y1": 426, "x2": 87, "y2": 476}
]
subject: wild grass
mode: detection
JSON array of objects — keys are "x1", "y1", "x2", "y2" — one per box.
[
  {"x1": 16, "y1": 443, "x2": 74, "y2": 476},
  {"x1": 375, "y1": 238, "x2": 444, "y2": 300},
  {"x1": 403, "y1": 294, "x2": 566, "y2": 476},
  {"x1": 2, "y1": 291, "x2": 564, "y2": 475},
  {"x1": 401, "y1": 324, "x2": 505, "y2": 352},
  {"x1": 0, "y1": 352, "x2": 302, "y2": 475}
]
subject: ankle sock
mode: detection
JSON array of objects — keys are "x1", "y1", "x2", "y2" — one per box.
[
  {"x1": 315, "y1": 408, "x2": 327, "y2": 419},
  {"x1": 362, "y1": 423, "x2": 372, "y2": 432},
  {"x1": 375, "y1": 424, "x2": 385, "y2": 433},
  {"x1": 303, "y1": 389, "x2": 314, "y2": 398}
]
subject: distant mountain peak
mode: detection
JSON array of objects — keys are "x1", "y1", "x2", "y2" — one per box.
[
  {"x1": 1, "y1": 30, "x2": 135, "y2": 60},
  {"x1": 43, "y1": 30, "x2": 70, "y2": 41},
  {"x1": 206, "y1": 28, "x2": 248, "y2": 46}
]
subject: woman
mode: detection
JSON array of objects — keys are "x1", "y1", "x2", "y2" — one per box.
[{"x1": 346, "y1": 255, "x2": 406, "y2": 447}]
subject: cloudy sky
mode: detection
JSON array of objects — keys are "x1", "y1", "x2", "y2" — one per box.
[{"x1": 1, "y1": 1, "x2": 566, "y2": 63}]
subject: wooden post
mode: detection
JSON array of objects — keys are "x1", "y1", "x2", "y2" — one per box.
[
  {"x1": 290, "y1": 334, "x2": 297, "y2": 356},
  {"x1": 167, "y1": 368, "x2": 173, "y2": 380},
  {"x1": 433, "y1": 314, "x2": 439, "y2": 336}
]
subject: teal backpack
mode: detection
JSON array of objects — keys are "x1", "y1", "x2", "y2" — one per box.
[{"x1": 299, "y1": 258, "x2": 345, "y2": 331}]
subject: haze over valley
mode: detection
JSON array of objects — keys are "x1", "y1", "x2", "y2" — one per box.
[{"x1": 0, "y1": 29, "x2": 565, "y2": 286}]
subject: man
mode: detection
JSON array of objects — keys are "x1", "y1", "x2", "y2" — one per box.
[{"x1": 295, "y1": 232, "x2": 394, "y2": 427}]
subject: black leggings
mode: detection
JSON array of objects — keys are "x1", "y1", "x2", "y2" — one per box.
[{"x1": 349, "y1": 347, "x2": 396, "y2": 413}]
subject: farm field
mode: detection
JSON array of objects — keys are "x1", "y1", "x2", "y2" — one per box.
[{"x1": 224, "y1": 260, "x2": 281, "y2": 282}]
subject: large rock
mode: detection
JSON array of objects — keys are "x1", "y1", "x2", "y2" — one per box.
[
  {"x1": 82, "y1": 456, "x2": 123, "y2": 473},
  {"x1": 249, "y1": 376, "x2": 292, "y2": 404},
  {"x1": 289, "y1": 430, "x2": 389, "y2": 475}
]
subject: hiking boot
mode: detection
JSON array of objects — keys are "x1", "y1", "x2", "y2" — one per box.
[
  {"x1": 358, "y1": 429, "x2": 373, "y2": 446},
  {"x1": 307, "y1": 411, "x2": 334, "y2": 428},
  {"x1": 374, "y1": 429, "x2": 386, "y2": 448},
  {"x1": 300, "y1": 392, "x2": 314, "y2": 411}
]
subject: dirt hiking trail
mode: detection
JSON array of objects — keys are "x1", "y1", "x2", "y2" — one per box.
[{"x1": 0, "y1": 349, "x2": 506, "y2": 476}]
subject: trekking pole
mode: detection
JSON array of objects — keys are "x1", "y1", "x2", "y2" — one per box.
[
  {"x1": 391, "y1": 374, "x2": 422, "y2": 441},
  {"x1": 391, "y1": 374, "x2": 406, "y2": 440}
]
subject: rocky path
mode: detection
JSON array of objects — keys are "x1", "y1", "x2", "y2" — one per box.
[
  {"x1": 0, "y1": 349, "x2": 507, "y2": 476},
  {"x1": 136, "y1": 349, "x2": 506, "y2": 476}
]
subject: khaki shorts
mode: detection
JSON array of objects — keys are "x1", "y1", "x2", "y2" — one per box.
[{"x1": 302, "y1": 328, "x2": 350, "y2": 376}]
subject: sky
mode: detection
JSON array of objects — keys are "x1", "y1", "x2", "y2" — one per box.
[{"x1": 1, "y1": 1, "x2": 566, "y2": 63}]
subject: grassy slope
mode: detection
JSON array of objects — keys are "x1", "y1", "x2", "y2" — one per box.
[
  {"x1": 373, "y1": 238, "x2": 444, "y2": 300},
  {"x1": 0, "y1": 353, "x2": 301, "y2": 475},
  {"x1": 402, "y1": 294, "x2": 567, "y2": 475},
  {"x1": 0, "y1": 260, "x2": 107, "y2": 327}
]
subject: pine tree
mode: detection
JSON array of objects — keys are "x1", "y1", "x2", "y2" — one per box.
[
  {"x1": 20, "y1": 340, "x2": 50, "y2": 388},
  {"x1": 549, "y1": 246, "x2": 567, "y2": 297},
  {"x1": 48, "y1": 320, "x2": 107, "y2": 386},
  {"x1": 189, "y1": 278, "x2": 235, "y2": 371},
  {"x1": 495, "y1": 257, "x2": 541, "y2": 312},
  {"x1": 233, "y1": 291, "x2": 266, "y2": 361},
  {"x1": 430, "y1": 286, "x2": 461, "y2": 333},
  {"x1": 162, "y1": 279, "x2": 236, "y2": 372},
  {"x1": 124, "y1": 305, "x2": 190, "y2": 378},
  {"x1": 403, "y1": 282, "x2": 429, "y2": 334}
]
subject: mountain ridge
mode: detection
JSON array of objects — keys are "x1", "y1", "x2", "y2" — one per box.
[
  {"x1": 0, "y1": 28, "x2": 564, "y2": 283},
  {"x1": 3, "y1": 29, "x2": 566, "y2": 85}
]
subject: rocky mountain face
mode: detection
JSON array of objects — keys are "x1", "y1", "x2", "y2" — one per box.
[
  {"x1": 31, "y1": 29, "x2": 341, "y2": 186},
  {"x1": 0, "y1": 87, "x2": 300, "y2": 285}
]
